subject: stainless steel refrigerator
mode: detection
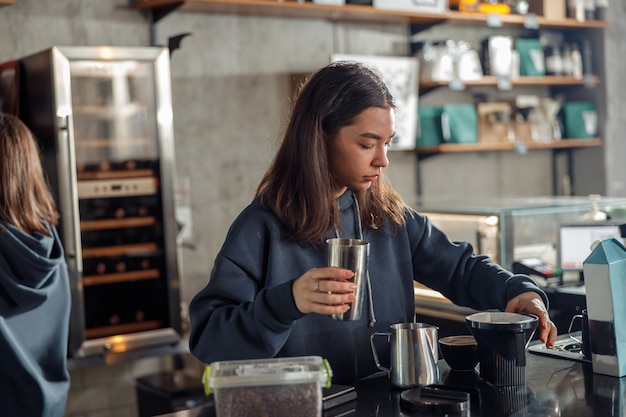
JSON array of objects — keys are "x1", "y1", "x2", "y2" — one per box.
[{"x1": 14, "y1": 46, "x2": 181, "y2": 358}]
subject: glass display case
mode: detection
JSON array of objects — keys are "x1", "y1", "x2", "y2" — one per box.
[
  {"x1": 416, "y1": 195, "x2": 626, "y2": 272},
  {"x1": 411, "y1": 196, "x2": 626, "y2": 336}
]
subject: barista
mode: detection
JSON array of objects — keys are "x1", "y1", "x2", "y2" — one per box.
[{"x1": 189, "y1": 61, "x2": 557, "y2": 383}]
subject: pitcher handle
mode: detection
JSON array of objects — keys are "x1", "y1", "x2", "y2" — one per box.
[
  {"x1": 422, "y1": 330, "x2": 441, "y2": 383},
  {"x1": 424, "y1": 326, "x2": 439, "y2": 362},
  {"x1": 370, "y1": 332, "x2": 391, "y2": 373},
  {"x1": 568, "y1": 314, "x2": 584, "y2": 344}
]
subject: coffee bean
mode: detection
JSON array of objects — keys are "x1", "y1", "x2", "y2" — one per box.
[{"x1": 215, "y1": 382, "x2": 321, "y2": 417}]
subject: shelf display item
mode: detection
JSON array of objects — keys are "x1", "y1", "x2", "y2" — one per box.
[
  {"x1": 450, "y1": 0, "x2": 513, "y2": 13},
  {"x1": 559, "y1": 101, "x2": 597, "y2": 138},
  {"x1": 372, "y1": 0, "x2": 447, "y2": 13},
  {"x1": 417, "y1": 106, "x2": 445, "y2": 148},
  {"x1": 441, "y1": 104, "x2": 478, "y2": 144},
  {"x1": 477, "y1": 102, "x2": 519, "y2": 144},
  {"x1": 477, "y1": 1, "x2": 511, "y2": 14},
  {"x1": 481, "y1": 36, "x2": 515, "y2": 78},
  {"x1": 528, "y1": 0, "x2": 566, "y2": 19},
  {"x1": 516, "y1": 38, "x2": 545, "y2": 77},
  {"x1": 11, "y1": 46, "x2": 181, "y2": 358},
  {"x1": 416, "y1": 39, "x2": 483, "y2": 83},
  {"x1": 449, "y1": 0, "x2": 480, "y2": 11}
]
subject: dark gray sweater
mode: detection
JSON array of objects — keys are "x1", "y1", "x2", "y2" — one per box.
[{"x1": 189, "y1": 190, "x2": 546, "y2": 383}]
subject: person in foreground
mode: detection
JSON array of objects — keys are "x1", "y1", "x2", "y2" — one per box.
[
  {"x1": 189, "y1": 61, "x2": 557, "y2": 383},
  {"x1": 0, "y1": 113, "x2": 71, "y2": 416}
]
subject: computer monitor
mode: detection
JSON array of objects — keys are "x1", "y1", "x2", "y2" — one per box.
[{"x1": 558, "y1": 221, "x2": 624, "y2": 275}]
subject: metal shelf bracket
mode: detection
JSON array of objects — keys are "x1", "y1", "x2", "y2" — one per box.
[{"x1": 131, "y1": 1, "x2": 185, "y2": 46}]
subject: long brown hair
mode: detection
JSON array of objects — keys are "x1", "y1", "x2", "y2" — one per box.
[
  {"x1": 0, "y1": 112, "x2": 59, "y2": 234},
  {"x1": 256, "y1": 61, "x2": 408, "y2": 245}
]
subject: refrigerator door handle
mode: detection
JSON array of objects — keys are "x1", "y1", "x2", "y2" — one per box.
[{"x1": 56, "y1": 115, "x2": 81, "y2": 263}]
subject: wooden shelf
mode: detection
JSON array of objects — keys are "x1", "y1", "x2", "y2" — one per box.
[
  {"x1": 0, "y1": 0, "x2": 15, "y2": 4},
  {"x1": 82, "y1": 243, "x2": 159, "y2": 258},
  {"x1": 413, "y1": 138, "x2": 602, "y2": 154},
  {"x1": 83, "y1": 269, "x2": 160, "y2": 286},
  {"x1": 130, "y1": 0, "x2": 609, "y2": 29},
  {"x1": 85, "y1": 320, "x2": 163, "y2": 340},
  {"x1": 420, "y1": 75, "x2": 600, "y2": 90},
  {"x1": 80, "y1": 216, "x2": 157, "y2": 231}
]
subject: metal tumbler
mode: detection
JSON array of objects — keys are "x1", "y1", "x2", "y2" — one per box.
[{"x1": 326, "y1": 238, "x2": 369, "y2": 321}]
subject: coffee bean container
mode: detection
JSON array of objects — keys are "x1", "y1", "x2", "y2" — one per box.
[{"x1": 203, "y1": 356, "x2": 332, "y2": 417}]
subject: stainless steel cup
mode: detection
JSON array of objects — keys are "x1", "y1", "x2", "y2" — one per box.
[
  {"x1": 326, "y1": 238, "x2": 369, "y2": 321},
  {"x1": 370, "y1": 323, "x2": 440, "y2": 388}
]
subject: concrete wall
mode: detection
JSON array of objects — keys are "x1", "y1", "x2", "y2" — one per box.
[
  {"x1": 0, "y1": 1, "x2": 624, "y2": 416},
  {"x1": 597, "y1": 1, "x2": 626, "y2": 197}
]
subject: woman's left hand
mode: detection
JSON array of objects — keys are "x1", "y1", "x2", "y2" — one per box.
[{"x1": 505, "y1": 292, "x2": 557, "y2": 348}]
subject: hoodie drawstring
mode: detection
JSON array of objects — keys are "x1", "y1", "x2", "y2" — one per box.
[{"x1": 351, "y1": 194, "x2": 377, "y2": 328}]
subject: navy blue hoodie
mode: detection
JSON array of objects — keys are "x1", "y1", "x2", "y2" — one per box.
[
  {"x1": 189, "y1": 190, "x2": 546, "y2": 383},
  {"x1": 0, "y1": 221, "x2": 70, "y2": 416}
]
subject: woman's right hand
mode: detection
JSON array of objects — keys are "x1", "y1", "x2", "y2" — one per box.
[{"x1": 292, "y1": 267, "x2": 357, "y2": 315}]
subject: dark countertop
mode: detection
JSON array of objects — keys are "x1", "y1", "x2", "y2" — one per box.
[{"x1": 155, "y1": 337, "x2": 624, "y2": 417}]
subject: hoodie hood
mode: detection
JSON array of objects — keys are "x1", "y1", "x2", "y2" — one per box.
[
  {"x1": 0, "y1": 221, "x2": 71, "y2": 416},
  {"x1": 0, "y1": 221, "x2": 67, "y2": 315}
]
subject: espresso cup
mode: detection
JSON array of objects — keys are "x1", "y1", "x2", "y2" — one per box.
[{"x1": 438, "y1": 335, "x2": 480, "y2": 371}]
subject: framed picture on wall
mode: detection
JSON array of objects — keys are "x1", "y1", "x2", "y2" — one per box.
[{"x1": 331, "y1": 53, "x2": 419, "y2": 150}]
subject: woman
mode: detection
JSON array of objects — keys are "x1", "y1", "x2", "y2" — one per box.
[
  {"x1": 189, "y1": 61, "x2": 557, "y2": 383},
  {"x1": 0, "y1": 113, "x2": 71, "y2": 415}
]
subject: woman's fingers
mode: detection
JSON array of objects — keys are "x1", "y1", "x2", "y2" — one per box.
[{"x1": 294, "y1": 268, "x2": 357, "y2": 315}]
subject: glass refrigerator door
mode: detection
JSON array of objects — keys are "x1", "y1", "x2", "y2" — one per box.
[
  {"x1": 70, "y1": 58, "x2": 173, "y2": 350},
  {"x1": 71, "y1": 59, "x2": 158, "y2": 174}
]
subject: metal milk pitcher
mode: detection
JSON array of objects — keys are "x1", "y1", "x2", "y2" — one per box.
[{"x1": 370, "y1": 322, "x2": 439, "y2": 388}]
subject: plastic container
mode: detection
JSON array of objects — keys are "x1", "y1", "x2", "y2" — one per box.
[{"x1": 203, "y1": 356, "x2": 332, "y2": 417}]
